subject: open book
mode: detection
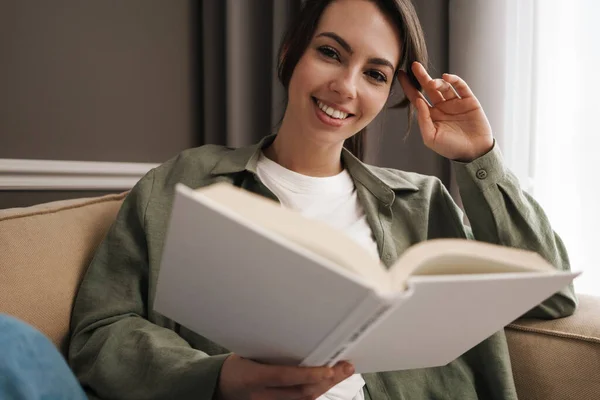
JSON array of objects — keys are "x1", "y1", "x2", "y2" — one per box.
[{"x1": 153, "y1": 182, "x2": 578, "y2": 373}]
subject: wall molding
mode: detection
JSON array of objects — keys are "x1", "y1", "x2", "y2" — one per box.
[{"x1": 0, "y1": 158, "x2": 159, "y2": 190}]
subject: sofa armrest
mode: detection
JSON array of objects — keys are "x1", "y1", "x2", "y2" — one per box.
[
  {"x1": 0, "y1": 193, "x2": 127, "y2": 357},
  {"x1": 506, "y1": 294, "x2": 600, "y2": 400}
]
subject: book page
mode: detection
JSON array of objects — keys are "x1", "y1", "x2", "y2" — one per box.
[
  {"x1": 342, "y1": 270, "x2": 577, "y2": 373},
  {"x1": 389, "y1": 239, "x2": 556, "y2": 290},
  {"x1": 194, "y1": 183, "x2": 392, "y2": 291}
]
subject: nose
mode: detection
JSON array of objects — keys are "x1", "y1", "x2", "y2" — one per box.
[{"x1": 329, "y1": 70, "x2": 358, "y2": 100}]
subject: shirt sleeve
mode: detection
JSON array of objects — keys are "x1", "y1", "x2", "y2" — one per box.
[
  {"x1": 449, "y1": 142, "x2": 578, "y2": 319},
  {"x1": 68, "y1": 169, "x2": 228, "y2": 400}
]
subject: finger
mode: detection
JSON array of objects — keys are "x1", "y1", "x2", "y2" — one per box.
[
  {"x1": 415, "y1": 97, "x2": 436, "y2": 144},
  {"x1": 331, "y1": 361, "x2": 355, "y2": 380},
  {"x1": 442, "y1": 73, "x2": 475, "y2": 99},
  {"x1": 398, "y1": 70, "x2": 431, "y2": 107},
  {"x1": 411, "y1": 62, "x2": 445, "y2": 105},
  {"x1": 259, "y1": 386, "x2": 322, "y2": 400},
  {"x1": 282, "y1": 362, "x2": 355, "y2": 400},
  {"x1": 262, "y1": 383, "x2": 330, "y2": 400},
  {"x1": 257, "y1": 363, "x2": 334, "y2": 388},
  {"x1": 432, "y1": 78, "x2": 460, "y2": 101},
  {"x1": 260, "y1": 386, "x2": 324, "y2": 400}
]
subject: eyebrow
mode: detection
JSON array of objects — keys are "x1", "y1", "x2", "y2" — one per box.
[{"x1": 316, "y1": 31, "x2": 396, "y2": 72}]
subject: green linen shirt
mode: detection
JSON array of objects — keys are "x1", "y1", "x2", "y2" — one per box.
[{"x1": 69, "y1": 134, "x2": 577, "y2": 400}]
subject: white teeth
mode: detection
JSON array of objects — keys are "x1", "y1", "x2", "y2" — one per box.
[{"x1": 317, "y1": 100, "x2": 349, "y2": 120}]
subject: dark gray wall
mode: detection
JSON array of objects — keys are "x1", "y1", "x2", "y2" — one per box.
[
  {"x1": 0, "y1": 0, "x2": 195, "y2": 163},
  {"x1": 0, "y1": 0, "x2": 196, "y2": 209}
]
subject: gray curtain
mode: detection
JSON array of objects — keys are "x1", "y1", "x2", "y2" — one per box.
[
  {"x1": 197, "y1": 0, "x2": 452, "y2": 188},
  {"x1": 199, "y1": 0, "x2": 301, "y2": 147}
]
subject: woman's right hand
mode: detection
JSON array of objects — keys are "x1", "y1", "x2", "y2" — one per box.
[{"x1": 216, "y1": 354, "x2": 355, "y2": 400}]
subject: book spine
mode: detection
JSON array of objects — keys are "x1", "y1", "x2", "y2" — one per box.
[
  {"x1": 323, "y1": 302, "x2": 393, "y2": 367},
  {"x1": 301, "y1": 292, "x2": 393, "y2": 367}
]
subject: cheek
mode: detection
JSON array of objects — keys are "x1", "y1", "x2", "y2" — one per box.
[
  {"x1": 290, "y1": 56, "x2": 327, "y2": 96},
  {"x1": 360, "y1": 89, "x2": 389, "y2": 120}
]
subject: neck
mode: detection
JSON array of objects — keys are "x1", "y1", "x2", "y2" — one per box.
[{"x1": 265, "y1": 113, "x2": 345, "y2": 177}]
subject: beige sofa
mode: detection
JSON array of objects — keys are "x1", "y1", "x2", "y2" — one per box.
[{"x1": 1, "y1": 193, "x2": 599, "y2": 399}]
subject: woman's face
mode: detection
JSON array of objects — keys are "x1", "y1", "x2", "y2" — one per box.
[{"x1": 286, "y1": 0, "x2": 401, "y2": 146}]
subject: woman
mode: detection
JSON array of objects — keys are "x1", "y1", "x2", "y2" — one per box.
[{"x1": 69, "y1": 0, "x2": 577, "y2": 399}]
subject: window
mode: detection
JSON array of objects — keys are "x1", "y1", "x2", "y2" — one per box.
[
  {"x1": 450, "y1": 0, "x2": 599, "y2": 295},
  {"x1": 528, "y1": 0, "x2": 599, "y2": 295}
]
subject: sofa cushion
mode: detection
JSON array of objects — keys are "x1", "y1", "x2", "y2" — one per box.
[
  {"x1": 0, "y1": 193, "x2": 126, "y2": 356},
  {"x1": 506, "y1": 294, "x2": 600, "y2": 400}
]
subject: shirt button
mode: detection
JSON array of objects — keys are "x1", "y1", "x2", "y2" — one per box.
[{"x1": 476, "y1": 169, "x2": 488, "y2": 180}]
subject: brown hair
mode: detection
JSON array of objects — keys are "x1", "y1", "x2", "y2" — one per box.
[{"x1": 277, "y1": 0, "x2": 428, "y2": 161}]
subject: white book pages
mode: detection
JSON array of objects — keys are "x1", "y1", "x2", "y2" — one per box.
[{"x1": 344, "y1": 271, "x2": 578, "y2": 373}]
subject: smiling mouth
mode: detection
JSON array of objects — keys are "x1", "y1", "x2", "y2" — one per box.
[{"x1": 312, "y1": 97, "x2": 355, "y2": 120}]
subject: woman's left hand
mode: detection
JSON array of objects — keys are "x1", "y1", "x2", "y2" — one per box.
[{"x1": 398, "y1": 62, "x2": 494, "y2": 162}]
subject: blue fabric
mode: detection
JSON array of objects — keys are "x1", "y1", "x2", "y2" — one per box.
[{"x1": 0, "y1": 314, "x2": 86, "y2": 400}]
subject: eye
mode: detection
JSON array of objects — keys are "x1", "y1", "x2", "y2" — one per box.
[
  {"x1": 366, "y1": 70, "x2": 387, "y2": 83},
  {"x1": 317, "y1": 46, "x2": 340, "y2": 61}
]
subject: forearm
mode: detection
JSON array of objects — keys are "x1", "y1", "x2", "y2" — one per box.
[
  {"x1": 70, "y1": 315, "x2": 227, "y2": 400},
  {"x1": 68, "y1": 170, "x2": 227, "y2": 399},
  {"x1": 452, "y1": 143, "x2": 577, "y2": 318}
]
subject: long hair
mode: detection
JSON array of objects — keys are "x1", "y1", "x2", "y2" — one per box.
[{"x1": 277, "y1": 0, "x2": 429, "y2": 161}]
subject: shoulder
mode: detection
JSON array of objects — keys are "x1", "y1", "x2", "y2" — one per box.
[
  {"x1": 126, "y1": 144, "x2": 235, "y2": 207},
  {"x1": 155, "y1": 144, "x2": 232, "y2": 179},
  {"x1": 144, "y1": 144, "x2": 236, "y2": 190}
]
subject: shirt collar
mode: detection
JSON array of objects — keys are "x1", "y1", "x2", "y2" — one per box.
[{"x1": 210, "y1": 134, "x2": 419, "y2": 205}]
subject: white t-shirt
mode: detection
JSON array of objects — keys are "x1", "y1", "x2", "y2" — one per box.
[{"x1": 256, "y1": 152, "x2": 380, "y2": 400}]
